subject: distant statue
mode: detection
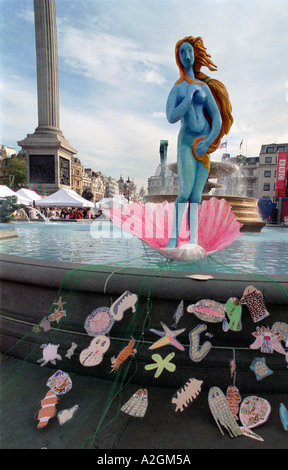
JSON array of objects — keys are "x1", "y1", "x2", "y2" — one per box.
[
  {"x1": 82, "y1": 189, "x2": 94, "y2": 201},
  {"x1": 0, "y1": 196, "x2": 26, "y2": 223},
  {"x1": 166, "y1": 36, "x2": 233, "y2": 248}
]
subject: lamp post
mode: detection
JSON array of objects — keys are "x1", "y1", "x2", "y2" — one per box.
[{"x1": 125, "y1": 176, "x2": 131, "y2": 203}]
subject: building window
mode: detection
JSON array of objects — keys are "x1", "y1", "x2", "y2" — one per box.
[
  {"x1": 263, "y1": 183, "x2": 270, "y2": 191},
  {"x1": 265, "y1": 156, "x2": 272, "y2": 163},
  {"x1": 266, "y1": 146, "x2": 274, "y2": 153},
  {"x1": 264, "y1": 170, "x2": 271, "y2": 177}
]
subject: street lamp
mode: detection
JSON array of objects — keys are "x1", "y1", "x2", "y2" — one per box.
[{"x1": 125, "y1": 176, "x2": 131, "y2": 203}]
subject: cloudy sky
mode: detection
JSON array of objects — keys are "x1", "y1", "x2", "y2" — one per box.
[{"x1": 1, "y1": 0, "x2": 288, "y2": 190}]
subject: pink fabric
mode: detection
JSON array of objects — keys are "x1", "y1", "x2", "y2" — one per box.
[{"x1": 105, "y1": 198, "x2": 243, "y2": 253}]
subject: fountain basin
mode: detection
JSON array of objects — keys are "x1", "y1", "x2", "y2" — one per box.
[{"x1": 0, "y1": 252, "x2": 287, "y2": 393}]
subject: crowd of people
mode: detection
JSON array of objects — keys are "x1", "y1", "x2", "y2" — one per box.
[{"x1": 15, "y1": 206, "x2": 103, "y2": 221}]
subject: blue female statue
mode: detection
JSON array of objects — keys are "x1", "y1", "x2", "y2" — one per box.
[{"x1": 165, "y1": 36, "x2": 233, "y2": 249}]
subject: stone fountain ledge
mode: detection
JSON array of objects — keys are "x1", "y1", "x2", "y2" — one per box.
[{"x1": 0, "y1": 229, "x2": 18, "y2": 240}]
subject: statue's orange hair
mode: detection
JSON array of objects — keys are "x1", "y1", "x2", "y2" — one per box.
[{"x1": 175, "y1": 36, "x2": 233, "y2": 155}]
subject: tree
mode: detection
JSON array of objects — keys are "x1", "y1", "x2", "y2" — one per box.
[{"x1": 8, "y1": 156, "x2": 27, "y2": 188}]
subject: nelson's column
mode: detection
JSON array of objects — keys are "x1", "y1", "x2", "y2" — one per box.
[{"x1": 18, "y1": 0, "x2": 77, "y2": 194}]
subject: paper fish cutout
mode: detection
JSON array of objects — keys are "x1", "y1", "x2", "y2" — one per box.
[
  {"x1": 80, "y1": 336, "x2": 110, "y2": 367},
  {"x1": 110, "y1": 290, "x2": 138, "y2": 321},
  {"x1": 35, "y1": 390, "x2": 58, "y2": 429},
  {"x1": 250, "y1": 326, "x2": 286, "y2": 355},
  {"x1": 189, "y1": 324, "x2": 212, "y2": 362},
  {"x1": 46, "y1": 370, "x2": 72, "y2": 396},
  {"x1": 272, "y1": 322, "x2": 288, "y2": 347},
  {"x1": 37, "y1": 343, "x2": 62, "y2": 367},
  {"x1": 226, "y1": 386, "x2": 242, "y2": 421},
  {"x1": 65, "y1": 342, "x2": 77, "y2": 359},
  {"x1": 187, "y1": 300, "x2": 226, "y2": 323},
  {"x1": 239, "y1": 286, "x2": 270, "y2": 323},
  {"x1": 57, "y1": 405, "x2": 79, "y2": 425},
  {"x1": 149, "y1": 322, "x2": 185, "y2": 351},
  {"x1": 110, "y1": 338, "x2": 137, "y2": 372},
  {"x1": 279, "y1": 403, "x2": 288, "y2": 431},
  {"x1": 250, "y1": 357, "x2": 273, "y2": 381},
  {"x1": 172, "y1": 300, "x2": 184, "y2": 328},
  {"x1": 84, "y1": 307, "x2": 115, "y2": 337},
  {"x1": 121, "y1": 389, "x2": 148, "y2": 418},
  {"x1": 208, "y1": 387, "x2": 242, "y2": 438},
  {"x1": 239, "y1": 396, "x2": 271, "y2": 441},
  {"x1": 48, "y1": 310, "x2": 66, "y2": 324},
  {"x1": 145, "y1": 352, "x2": 176, "y2": 378},
  {"x1": 172, "y1": 378, "x2": 203, "y2": 412},
  {"x1": 225, "y1": 297, "x2": 242, "y2": 332}
]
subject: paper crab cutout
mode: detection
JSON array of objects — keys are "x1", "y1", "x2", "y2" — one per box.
[
  {"x1": 105, "y1": 198, "x2": 243, "y2": 261},
  {"x1": 250, "y1": 326, "x2": 287, "y2": 355}
]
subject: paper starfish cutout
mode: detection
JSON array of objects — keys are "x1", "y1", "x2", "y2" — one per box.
[
  {"x1": 145, "y1": 353, "x2": 176, "y2": 378},
  {"x1": 149, "y1": 322, "x2": 185, "y2": 351},
  {"x1": 53, "y1": 296, "x2": 67, "y2": 311}
]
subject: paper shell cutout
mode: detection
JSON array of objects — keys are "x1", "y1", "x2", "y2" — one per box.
[
  {"x1": 208, "y1": 386, "x2": 242, "y2": 438},
  {"x1": 46, "y1": 370, "x2": 72, "y2": 396},
  {"x1": 172, "y1": 378, "x2": 203, "y2": 412},
  {"x1": 57, "y1": 405, "x2": 79, "y2": 425},
  {"x1": 250, "y1": 357, "x2": 273, "y2": 381},
  {"x1": 105, "y1": 198, "x2": 243, "y2": 261},
  {"x1": 35, "y1": 390, "x2": 58, "y2": 429},
  {"x1": 239, "y1": 285, "x2": 270, "y2": 323},
  {"x1": 37, "y1": 343, "x2": 62, "y2": 367},
  {"x1": 250, "y1": 326, "x2": 287, "y2": 355},
  {"x1": 110, "y1": 290, "x2": 138, "y2": 321},
  {"x1": 187, "y1": 300, "x2": 226, "y2": 323},
  {"x1": 121, "y1": 389, "x2": 148, "y2": 418},
  {"x1": 84, "y1": 307, "x2": 115, "y2": 337},
  {"x1": 240, "y1": 396, "x2": 271, "y2": 431},
  {"x1": 80, "y1": 336, "x2": 110, "y2": 367}
]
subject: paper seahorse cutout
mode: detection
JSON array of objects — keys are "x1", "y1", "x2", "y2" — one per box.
[
  {"x1": 189, "y1": 324, "x2": 212, "y2": 362},
  {"x1": 35, "y1": 390, "x2": 58, "y2": 429}
]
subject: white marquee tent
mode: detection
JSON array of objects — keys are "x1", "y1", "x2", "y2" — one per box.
[
  {"x1": 96, "y1": 195, "x2": 128, "y2": 209},
  {"x1": 16, "y1": 188, "x2": 41, "y2": 204},
  {"x1": 0, "y1": 185, "x2": 31, "y2": 205},
  {"x1": 34, "y1": 188, "x2": 94, "y2": 208}
]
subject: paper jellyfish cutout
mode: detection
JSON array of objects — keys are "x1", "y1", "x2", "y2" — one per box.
[
  {"x1": 239, "y1": 286, "x2": 270, "y2": 323},
  {"x1": 57, "y1": 405, "x2": 79, "y2": 425},
  {"x1": 110, "y1": 338, "x2": 137, "y2": 372},
  {"x1": 110, "y1": 290, "x2": 138, "y2": 321},
  {"x1": 226, "y1": 386, "x2": 242, "y2": 421},
  {"x1": 35, "y1": 390, "x2": 58, "y2": 429},
  {"x1": 105, "y1": 198, "x2": 243, "y2": 261},
  {"x1": 189, "y1": 324, "x2": 212, "y2": 362},
  {"x1": 46, "y1": 370, "x2": 72, "y2": 396},
  {"x1": 149, "y1": 322, "x2": 185, "y2": 351},
  {"x1": 37, "y1": 343, "x2": 62, "y2": 367},
  {"x1": 208, "y1": 386, "x2": 242, "y2": 438},
  {"x1": 250, "y1": 357, "x2": 273, "y2": 381},
  {"x1": 279, "y1": 403, "x2": 288, "y2": 431},
  {"x1": 121, "y1": 389, "x2": 148, "y2": 418},
  {"x1": 187, "y1": 299, "x2": 226, "y2": 323},
  {"x1": 250, "y1": 326, "x2": 286, "y2": 355},
  {"x1": 80, "y1": 336, "x2": 110, "y2": 367},
  {"x1": 145, "y1": 352, "x2": 176, "y2": 378},
  {"x1": 239, "y1": 396, "x2": 271, "y2": 441},
  {"x1": 84, "y1": 307, "x2": 115, "y2": 337},
  {"x1": 172, "y1": 378, "x2": 203, "y2": 412}
]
